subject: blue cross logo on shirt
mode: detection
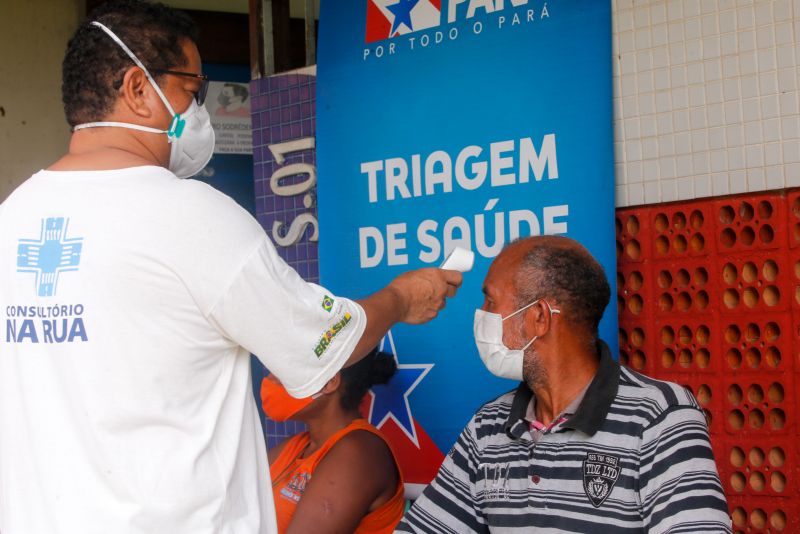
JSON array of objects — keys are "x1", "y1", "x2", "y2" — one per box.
[{"x1": 17, "y1": 217, "x2": 83, "y2": 297}]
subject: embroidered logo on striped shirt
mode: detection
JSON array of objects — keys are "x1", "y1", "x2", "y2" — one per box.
[{"x1": 583, "y1": 452, "x2": 620, "y2": 507}]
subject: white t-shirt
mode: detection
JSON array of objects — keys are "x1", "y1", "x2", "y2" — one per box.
[{"x1": 0, "y1": 166, "x2": 366, "y2": 534}]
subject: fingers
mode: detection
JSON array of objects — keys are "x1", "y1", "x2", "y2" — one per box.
[
  {"x1": 439, "y1": 268, "x2": 463, "y2": 288},
  {"x1": 420, "y1": 269, "x2": 458, "y2": 322},
  {"x1": 428, "y1": 269, "x2": 460, "y2": 300},
  {"x1": 389, "y1": 267, "x2": 463, "y2": 324},
  {"x1": 440, "y1": 268, "x2": 461, "y2": 300},
  {"x1": 445, "y1": 282, "x2": 458, "y2": 298}
]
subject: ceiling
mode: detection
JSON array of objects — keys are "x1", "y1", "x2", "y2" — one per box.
[{"x1": 161, "y1": 0, "x2": 320, "y2": 19}]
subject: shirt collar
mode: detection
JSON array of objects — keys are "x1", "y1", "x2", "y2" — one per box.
[
  {"x1": 505, "y1": 339, "x2": 620, "y2": 440},
  {"x1": 525, "y1": 380, "x2": 590, "y2": 428}
]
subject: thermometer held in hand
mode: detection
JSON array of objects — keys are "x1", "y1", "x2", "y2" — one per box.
[{"x1": 439, "y1": 247, "x2": 475, "y2": 273}]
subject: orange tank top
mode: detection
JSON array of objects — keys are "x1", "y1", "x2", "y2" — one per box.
[{"x1": 269, "y1": 419, "x2": 404, "y2": 533}]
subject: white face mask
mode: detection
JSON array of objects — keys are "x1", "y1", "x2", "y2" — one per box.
[
  {"x1": 473, "y1": 299, "x2": 561, "y2": 380},
  {"x1": 72, "y1": 21, "x2": 215, "y2": 179}
]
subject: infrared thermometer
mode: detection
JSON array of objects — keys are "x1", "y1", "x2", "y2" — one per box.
[{"x1": 439, "y1": 247, "x2": 475, "y2": 273}]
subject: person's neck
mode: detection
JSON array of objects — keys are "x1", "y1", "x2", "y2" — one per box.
[
  {"x1": 530, "y1": 338, "x2": 599, "y2": 426},
  {"x1": 48, "y1": 129, "x2": 163, "y2": 171},
  {"x1": 302, "y1": 406, "x2": 361, "y2": 457}
]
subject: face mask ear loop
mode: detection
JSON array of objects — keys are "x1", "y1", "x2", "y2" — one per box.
[
  {"x1": 502, "y1": 298, "x2": 541, "y2": 321},
  {"x1": 89, "y1": 21, "x2": 181, "y2": 139},
  {"x1": 545, "y1": 302, "x2": 561, "y2": 316},
  {"x1": 72, "y1": 121, "x2": 166, "y2": 134},
  {"x1": 521, "y1": 335, "x2": 538, "y2": 352}
]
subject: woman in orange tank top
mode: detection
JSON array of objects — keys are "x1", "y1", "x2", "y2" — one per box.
[{"x1": 262, "y1": 348, "x2": 404, "y2": 533}]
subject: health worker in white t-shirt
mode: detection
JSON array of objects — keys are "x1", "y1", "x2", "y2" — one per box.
[{"x1": 0, "y1": 2, "x2": 461, "y2": 533}]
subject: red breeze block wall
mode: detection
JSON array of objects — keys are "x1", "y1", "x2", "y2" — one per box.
[{"x1": 616, "y1": 189, "x2": 798, "y2": 534}]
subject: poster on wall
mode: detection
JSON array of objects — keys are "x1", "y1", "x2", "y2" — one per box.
[
  {"x1": 316, "y1": 0, "x2": 616, "y2": 492},
  {"x1": 206, "y1": 81, "x2": 253, "y2": 154}
]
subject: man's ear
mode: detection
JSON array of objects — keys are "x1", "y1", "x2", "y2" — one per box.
[
  {"x1": 320, "y1": 373, "x2": 342, "y2": 395},
  {"x1": 525, "y1": 300, "x2": 554, "y2": 338},
  {"x1": 119, "y1": 66, "x2": 157, "y2": 119}
]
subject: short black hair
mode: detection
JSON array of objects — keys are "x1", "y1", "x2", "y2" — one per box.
[
  {"x1": 515, "y1": 237, "x2": 610, "y2": 336},
  {"x1": 339, "y1": 349, "x2": 397, "y2": 412},
  {"x1": 62, "y1": 0, "x2": 198, "y2": 127}
]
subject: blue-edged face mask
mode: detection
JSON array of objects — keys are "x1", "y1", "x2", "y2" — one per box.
[
  {"x1": 474, "y1": 299, "x2": 561, "y2": 380},
  {"x1": 73, "y1": 21, "x2": 215, "y2": 178}
]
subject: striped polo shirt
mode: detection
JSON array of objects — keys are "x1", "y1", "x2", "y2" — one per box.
[{"x1": 397, "y1": 341, "x2": 731, "y2": 533}]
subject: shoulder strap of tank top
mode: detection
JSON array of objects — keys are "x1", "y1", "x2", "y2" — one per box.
[{"x1": 271, "y1": 432, "x2": 311, "y2": 487}]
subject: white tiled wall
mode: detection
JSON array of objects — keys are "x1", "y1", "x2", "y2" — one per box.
[{"x1": 613, "y1": 0, "x2": 800, "y2": 207}]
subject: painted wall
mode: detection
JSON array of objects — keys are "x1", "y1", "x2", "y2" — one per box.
[
  {"x1": 0, "y1": 0, "x2": 85, "y2": 202},
  {"x1": 613, "y1": 0, "x2": 800, "y2": 207}
]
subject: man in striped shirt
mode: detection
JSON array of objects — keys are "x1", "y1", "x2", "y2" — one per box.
[{"x1": 398, "y1": 236, "x2": 731, "y2": 533}]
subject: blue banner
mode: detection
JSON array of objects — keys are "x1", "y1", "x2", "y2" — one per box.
[{"x1": 317, "y1": 0, "x2": 616, "y2": 485}]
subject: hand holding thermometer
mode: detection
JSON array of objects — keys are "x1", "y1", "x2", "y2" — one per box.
[{"x1": 440, "y1": 247, "x2": 475, "y2": 273}]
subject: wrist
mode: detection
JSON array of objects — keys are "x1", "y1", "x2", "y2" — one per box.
[{"x1": 384, "y1": 282, "x2": 409, "y2": 323}]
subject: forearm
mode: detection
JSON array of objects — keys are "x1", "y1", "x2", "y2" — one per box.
[
  {"x1": 346, "y1": 267, "x2": 461, "y2": 367},
  {"x1": 348, "y1": 286, "x2": 406, "y2": 366}
]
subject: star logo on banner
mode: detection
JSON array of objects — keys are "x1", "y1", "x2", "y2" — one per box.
[
  {"x1": 365, "y1": 0, "x2": 442, "y2": 44},
  {"x1": 386, "y1": 0, "x2": 420, "y2": 36},
  {"x1": 368, "y1": 330, "x2": 432, "y2": 448}
]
